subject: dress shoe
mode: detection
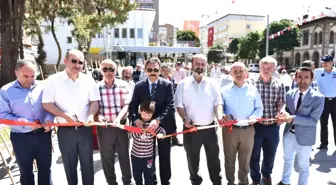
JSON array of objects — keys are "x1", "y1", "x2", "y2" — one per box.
[
  {"x1": 262, "y1": 177, "x2": 272, "y2": 185},
  {"x1": 171, "y1": 137, "x2": 183, "y2": 146},
  {"x1": 317, "y1": 145, "x2": 327, "y2": 150},
  {"x1": 276, "y1": 181, "x2": 290, "y2": 185},
  {"x1": 250, "y1": 182, "x2": 259, "y2": 185}
]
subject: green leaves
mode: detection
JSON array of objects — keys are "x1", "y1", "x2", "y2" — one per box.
[
  {"x1": 237, "y1": 31, "x2": 260, "y2": 60},
  {"x1": 176, "y1": 30, "x2": 200, "y2": 47},
  {"x1": 227, "y1": 38, "x2": 239, "y2": 55},
  {"x1": 207, "y1": 45, "x2": 225, "y2": 63}
]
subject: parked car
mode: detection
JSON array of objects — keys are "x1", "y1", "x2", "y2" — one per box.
[{"x1": 248, "y1": 63, "x2": 259, "y2": 72}]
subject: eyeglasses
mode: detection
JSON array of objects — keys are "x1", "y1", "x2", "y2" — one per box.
[
  {"x1": 71, "y1": 59, "x2": 84, "y2": 65},
  {"x1": 102, "y1": 67, "x2": 115, "y2": 73},
  {"x1": 146, "y1": 68, "x2": 160, "y2": 73}
]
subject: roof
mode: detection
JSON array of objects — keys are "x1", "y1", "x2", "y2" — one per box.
[
  {"x1": 298, "y1": 14, "x2": 336, "y2": 28},
  {"x1": 207, "y1": 13, "x2": 265, "y2": 25},
  {"x1": 100, "y1": 45, "x2": 201, "y2": 54}
]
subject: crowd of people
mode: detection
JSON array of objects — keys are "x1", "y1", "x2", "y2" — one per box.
[{"x1": 0, "y1": 49, "x2": 334, "y2": 185}]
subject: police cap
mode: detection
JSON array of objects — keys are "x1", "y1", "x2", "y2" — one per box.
[{"x1": 321, "y1": 55, "x2": 333, "y2": 62}]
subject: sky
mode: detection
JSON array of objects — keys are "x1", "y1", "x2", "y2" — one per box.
[{"x1": 159, "y1": 0, "x2": 336, "y2": 29}]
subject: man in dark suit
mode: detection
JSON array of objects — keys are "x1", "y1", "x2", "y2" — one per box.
[{"x1": 130, "y1": 57, "x2": 175, "y2": 185}]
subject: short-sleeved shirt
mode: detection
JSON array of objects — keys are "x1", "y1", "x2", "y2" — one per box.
[
  {"x1": 250, "y1": 76, "x2": 285, "y2": 125},
  {"x1": 97, "y1": 79, "x2": 131, "y2": 122},
  {"x1": 314, "y1": 68, "x2": 336, "y2": 97},
  {"x1": 42, "y1": 71, "x2": 100, "y2": 122},
  {"x1": 175, "y1": 75, "x2": 222, "y2": 125}
]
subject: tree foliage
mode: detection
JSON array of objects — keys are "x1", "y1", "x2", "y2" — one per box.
[
  {"x1": 258, "y1": 19, "x2": 300, "y2": 59},
  {"x1": 176, "y1": 30, "x2": 200, "y2": 47},
  {"x1": 70, "y1": 0, "x2": 137, "y2": 53},
  {"x1": 226, "y1": 38, "x2": 239, "y2": 55},
  {"x1": 237, "y1": 31, "x2": 260, "y2": 60},
  {"x1": 207, "y1": 45, "x2": 225, "y2": 63}
]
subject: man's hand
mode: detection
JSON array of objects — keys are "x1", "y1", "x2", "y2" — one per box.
[
  {"x1": 113, "y1": 118, "x2": 121, "y2": 127},
  {"x1": 64, "y1": 115, "x2": 76, "y2": 123},
  {"x1": 184, "y1": 118, "x2": 194, "y2": 128},
  {"x1": 248, "y1": 115, "x2": 258, "y2": 125},
  {"x1": 84, "y1": 115, "x2": 94, "y2": 127},
  {"x1": 286, "y1": 116, "x2": 294, "y2": 124},
  {"x1": 43, "y1": 120, "x2": 53, "y2": 132},
  {"x1": 19, "y1": 118, "x2": 42, "y2": 130},
  {"x1": 135, "y1": 119, "x2": 144, "y2": 129},
  {"x1": 276, "y1": 112, "x2": 289, "y2": 125},
  {"x1": 149, "y1": 119, "x2": 159, "y2": 130}
]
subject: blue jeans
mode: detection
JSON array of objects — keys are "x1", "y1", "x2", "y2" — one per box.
[
  {"x1": 281, "y1": 133, "x2": 311, "y2": 185},
  {"x1": 250, "y1": 123, "x2": 280, "y2": 183},
  {"x1": 10, "y1": 129, "x2": 52, "y2": 185}
]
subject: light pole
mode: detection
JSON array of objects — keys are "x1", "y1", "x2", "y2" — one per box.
[{"x1": 266, "y1": 14, "x2": 270, "y2": 56}]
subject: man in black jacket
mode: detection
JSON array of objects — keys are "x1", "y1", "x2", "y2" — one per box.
[{"x1": 130, "y1": 58, "x2": 174, "y2": 185}]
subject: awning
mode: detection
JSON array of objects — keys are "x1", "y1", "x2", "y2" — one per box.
[{"x1": 100, "y1": 45, "x2": 201, "y2": 54}]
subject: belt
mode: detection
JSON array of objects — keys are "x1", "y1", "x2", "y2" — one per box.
[
  {"x1": 15, "y1": 128, "x2": 45, "y2": 135},
  {"x1": 326, "y1": 97, "x2": 336, "y2": 100},
  {"x1": 232, "y1": 125, "x2": 252, "y2": 129},
  {"x1": 256, "y1": 122, "x2": 276, "y2": 126},
  {"x1": 191, "y1": 121, "x2": 214, "y2": 127},
  {"x1": 101, "y1": 119, "x2": 127, "y2": 128}
]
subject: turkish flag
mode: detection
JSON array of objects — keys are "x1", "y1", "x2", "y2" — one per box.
[{"x1": 208, "y1": 27, "x2": 214, "y2": 47}]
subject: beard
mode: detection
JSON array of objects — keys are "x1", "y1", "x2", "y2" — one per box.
[
  {"x1": 193, "y1": 68, "x2": 205, "y2": 75},
  {"x1": 123, "y1": 76, "x2": 131, "y2": 81}
]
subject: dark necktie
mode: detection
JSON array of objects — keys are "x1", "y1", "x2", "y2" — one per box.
[
  {"x1": 292, "y1": 92, "x2": 303, "y2": 132},
  {"x1": 150, "y1": 83, "x2": 156, "y2": 100}
]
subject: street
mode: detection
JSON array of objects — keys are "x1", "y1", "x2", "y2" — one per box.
[{"x1": 0, "y1": 114, "x2": 335, "y2": 185}]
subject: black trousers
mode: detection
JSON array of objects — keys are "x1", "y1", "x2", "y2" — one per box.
[
  {"x1": 320, "y1": 97, "x2": 336, "y2": 147},
  {"x1": 97, "y1": 127, "x2": 132, "y2": 185},
  {"x1": 183, "y1": 124, "x2": 222, "y2": 185},
  {"x1": 57, "y1": 127, "x2": 94, "y2": 185},
  {"x1": 132, "y1": 155, "x2": 155, "y2": 185},
  {"x1": 153, "y1": 137, "x2": 171, "y2": 185},
  {"x1": 10, "y1": 129, "x2": 52, "y2": 185}
]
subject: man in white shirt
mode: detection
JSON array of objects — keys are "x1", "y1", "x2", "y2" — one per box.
[
  {"x1": 210, "y1": 63, "x2": 221, "y2": 79},
  {"x1": 122, "y1": 66, "x2": 136, "y2": 92},
  {"x1": 42, "y1": 49, "x2": 100, "y2": 185},
  {"x1": 175, "y1": 54, "x2": 223, "y2": 185},
  {"x1": 172, "y1": 62, "x2": 186, "y2": 89}
]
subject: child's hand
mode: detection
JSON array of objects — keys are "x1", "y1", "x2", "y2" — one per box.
[{"x1": 157, "y1": 133, "x2": 164, "y2": 139}]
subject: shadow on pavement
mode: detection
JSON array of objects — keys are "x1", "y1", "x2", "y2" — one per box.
[{"x1": 310, "y1": 150, "x2": 336, "y2": 173}]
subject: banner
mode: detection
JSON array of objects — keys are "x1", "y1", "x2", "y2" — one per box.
[
  {"x1": 208, "y1": 27, "x2": 214, "y2": 47},
  {"x1": 183, "y1": 20, "x2": 200, "y2": 37}
]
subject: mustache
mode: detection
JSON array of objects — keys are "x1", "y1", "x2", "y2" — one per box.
[{"x1": 150, "y1": 74, "x2": 157, "y2": 76}]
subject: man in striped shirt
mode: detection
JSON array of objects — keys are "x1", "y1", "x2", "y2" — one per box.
[
  {"x1": 96, "y1": 59, "x2": 133, "y2": 185},
  {"x1": 130, "y1": 100, "x2": 165, "y2": 185}
]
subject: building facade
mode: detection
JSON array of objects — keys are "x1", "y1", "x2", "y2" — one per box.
[
  {"x1": 136, "y1": 0, "x2": 159, "y2": 44},
  {"x1": 281, "y1": 16, "x2": 336, "y2": 69},
  {"x1": 199, "y1": 14, "x2": 265, "y2": 54},
  {"x1": 159, "y1": 24, "x2": 174, "y2": 44}
]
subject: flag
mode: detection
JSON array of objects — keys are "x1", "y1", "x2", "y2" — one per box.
[{"x1": 208, "y1": 27, "x2": 214, "y2": 47}]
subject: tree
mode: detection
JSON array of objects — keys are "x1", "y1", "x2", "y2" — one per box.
[
  {"x1": 70, "y1": 0, "x2": 137, "y2": 55},
  {"x1": 237, "y1": 31, "x2": 260, "y2": 61},
  {"x1": 227, "y1": 38, "x2": 239, "y2": 55},
  {"x1": 1, "y1": 0, "x2": 26, "y2": 87},
  {"x1": 258, "y1": 19, "x2": 300, "y2": 59},
  {"x1": 207, "y1": 45, "x2": 225, "y2": 63},
  {"x1": 176, "y1": 30, "x2": 200, "y2": 47}
]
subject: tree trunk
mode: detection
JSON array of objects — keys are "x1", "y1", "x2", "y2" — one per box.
[
  {"x1": 0, "y1": 0, "x2": 26, "y2": 87},
  {"x1": 51, "y1": 18, "x2": 62, "y2": 71},
  {"x1": 20, "y1": 39, "x2": 24, "y2": 59}
]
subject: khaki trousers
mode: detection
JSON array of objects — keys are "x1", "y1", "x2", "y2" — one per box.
[{"x1": 222, "y1": 126, "x2": 255, "y2": 185}]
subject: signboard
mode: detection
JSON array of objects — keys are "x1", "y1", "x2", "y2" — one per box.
[{"x1": 183, "y1": 20, "x2": 200, "y2": 37}]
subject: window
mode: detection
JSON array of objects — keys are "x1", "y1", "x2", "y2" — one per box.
[
  {"x1": 98, "y1": 32, "x2": 103, "y2": 38},
  {"x1": 122, "y1": 28, "x2": 127, "y2": 38},
  {"x1": 137, "y1": 28, "x2": 143, "y2": 39},
  {"x1": 302, "y1": 31, "x2": 309, "y2": 45},
  {"x1": 114, "y1": 28, "x2": 120, "y2": 38},
  {"x1": 246, "y1": 24, "x2": 251, "y2": 29},
  {"x1": 313, "y1": 32, "x2": 318, "y2": 45},
  {"x1": 130, "y1": 28, "x2": 135, "y2": 38},
  {"x1": 330, "y1": 31, "x2": 334, "y2": 44},
  {"x1": 318, "y1": 32, "x2": 323, "y2": 44},
  {"x1": 67, "y1": 37, "x2": 72, "y2": 43}
]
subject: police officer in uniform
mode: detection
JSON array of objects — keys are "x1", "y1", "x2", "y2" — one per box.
[{"x1": 314, "y1": 55, "x2": 336, "y2": 149}]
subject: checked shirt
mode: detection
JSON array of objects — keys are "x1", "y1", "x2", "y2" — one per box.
[
  {"x1": 250, "y1": 76, "x2": 285, "y2": 125},
  {"x1": 97, "y1": 79, "x2": 132, "y2": 122}
]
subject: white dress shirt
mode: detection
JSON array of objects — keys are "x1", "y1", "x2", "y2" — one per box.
[
  {"x1": 210, "y1": 67, "x2": 221, "y2": 78},
  {"x1": 42, "y1": 71, "x2": 100, "y2": 122},
  {"x1": 175, "y1": 75, "x2": 222, "y2": 125},
  {"x1": 294, "y1": 88, "x2": 309, "y2": 109},
  {"x1": 172, "y1": 68, "x2": 186, "y2": 84}
]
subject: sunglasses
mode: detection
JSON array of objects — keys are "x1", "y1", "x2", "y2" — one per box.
[
  {"x1": 146, "y1": 68, "x2": 160, "y2": 73},
  {"x1": 71, "y1": 59, "x2": 84, "y2": 65},
  {"x1": 102, "y1": 67, "x2": 115, "y2": 73}
]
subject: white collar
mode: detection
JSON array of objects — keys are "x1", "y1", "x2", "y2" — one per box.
[
  {"x1": 297, "y1": 88, "x2": 309, "y2": 97},
  {"x1": 148, "y1": 78, "x2": 159, "y2": 85}
]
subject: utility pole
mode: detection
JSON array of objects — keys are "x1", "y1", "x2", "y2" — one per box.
[{"x1": 266, "y1": 14, "x2": 270, "y2": 56}]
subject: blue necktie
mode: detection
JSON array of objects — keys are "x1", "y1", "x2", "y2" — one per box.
[{"x1": 151, "y1": 83, "x2": 156, "y2": 100}]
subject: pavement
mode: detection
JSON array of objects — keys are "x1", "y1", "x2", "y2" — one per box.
[{"x1": 0, "y1": 114, "x2": 335, "y2": 185}]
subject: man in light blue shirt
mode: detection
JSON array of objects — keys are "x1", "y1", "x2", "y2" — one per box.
[
  {"x1": 221, "y1": 62, "x2": 263, "y2": 185},
  {"x1": 314, "y1": 54, "x2": 336, "y2": 149},
  {"x1": 0, "y1": 59, "x2": 54, "y2": 185}
]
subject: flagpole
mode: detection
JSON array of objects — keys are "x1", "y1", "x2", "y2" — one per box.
[{"x1": 266, "y1": 14, "x2": 270, "y2": 56}]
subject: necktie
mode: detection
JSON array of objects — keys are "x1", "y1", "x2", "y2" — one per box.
[
  {"x1": 150, "y1": 83, "x2": 156, "y2": 100},
  {"x1": 292, "y1": 92, "x2": 303, "y2": 132}
]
